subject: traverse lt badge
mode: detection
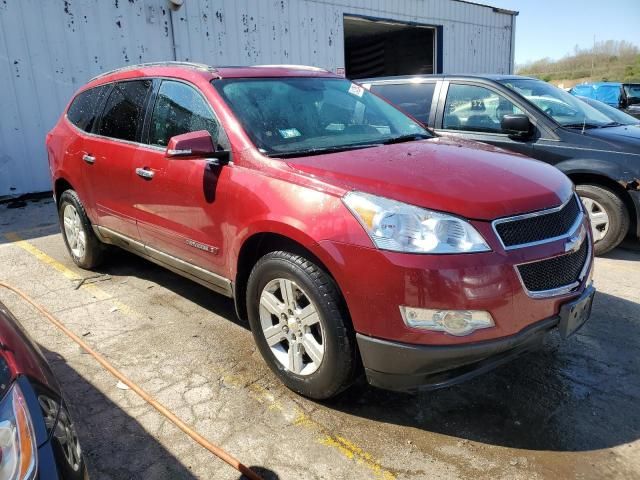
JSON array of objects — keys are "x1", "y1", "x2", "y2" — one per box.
[{"x1": 186, "y1": 239, "x2": 219, "y2": 254}]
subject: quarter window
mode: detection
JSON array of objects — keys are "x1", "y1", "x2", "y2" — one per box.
[
  {"x1": 98, "y1": 80, "x2": 152, "y2": 142},
  {"x1": 149, "y1": 81, "x2": 220, "y2": 147},
  {"x1": 67, "y1": 85, "x2": 108, "y2": 132},
  {"x1": 370, "y1": 82, "x2": 436, "y2": 124},
  {"x1": 443, "y1": 84, "x2": 524, "y2": 134}
]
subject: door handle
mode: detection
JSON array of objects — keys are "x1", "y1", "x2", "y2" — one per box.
[
  {"x1": 82, "y1": 154, "x2": 96, "y2": 165},
  {"x1": 135, "y1": 167, "x2": 155, "y2": 180}
]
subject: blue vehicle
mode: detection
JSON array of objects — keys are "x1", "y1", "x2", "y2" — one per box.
[{"x1": 570, "y1": 82, "x2": 640, "y2": 119}]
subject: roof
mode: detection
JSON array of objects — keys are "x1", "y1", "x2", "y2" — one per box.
[
  {"x1": 452, "y1": 0, "x2": 518, "y2": 16},
  {"x1": 573, "y1": 82, "x2": 622, "y2": 88},
  {"x1": 87, "y1": 62, "x2": 339, "y2": 87},
  {"x1": 359, "y1": 73, "x2": 537, "y2": 83}
]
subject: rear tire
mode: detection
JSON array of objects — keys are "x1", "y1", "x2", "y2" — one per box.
[
  {"x1": 246, "y1": 251, "x2": 357, "y2": 400},
  {"x1": 58, "y1": 190, "x2": 105, "y2": 269},
  {"x1": 576, "y1": 184, "x2": 629, "y2": 256}
]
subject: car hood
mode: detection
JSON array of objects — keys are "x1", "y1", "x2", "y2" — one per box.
[
  {"x1": 582, "y1": 124, "x2": 640, "y2": 148},
  {"x1": 0, "y1": 302, "x2": 60, "y2": 393},
  {"x1": 286, "y1": 137, "x2": 573, "y2": 220}
]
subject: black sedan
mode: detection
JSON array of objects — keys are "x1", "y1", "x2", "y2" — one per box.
[
  {"x1": 0, "y1": 301, "x2": 87, "y2": 479},
  {"x1": 361, "y1": 74, "x2": 640, "y2": 255}
]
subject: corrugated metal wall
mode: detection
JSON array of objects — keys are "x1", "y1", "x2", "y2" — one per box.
[{"x1": 0, "y1": 0, "x2": 515, "y2": 196}]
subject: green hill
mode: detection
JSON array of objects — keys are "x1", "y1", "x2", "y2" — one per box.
[{"x1": 516, "y1": 40, "x2": 640, "y2": 87}]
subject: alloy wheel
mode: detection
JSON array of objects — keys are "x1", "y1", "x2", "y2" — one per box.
[
  {"x1": 63, "y1": 204, "x2": 86, "y2": 259},
  {"x1": 259, "y1": 278, "x2": 325, "y2": 376},
  {"x1": 582, "y1": 197, "x2": 610, "y2": 242}
]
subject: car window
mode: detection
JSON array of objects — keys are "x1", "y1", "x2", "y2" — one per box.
[
  {"x1": 443, "y1": 84, "x2": 524, "y2": 133},
  {"x1": 213, "y1": 77, "x2": 427, "y2": 156},
  {"x1": 98, "y1": 80, "x2": 152, "y2": 142},
  {"x1": 67, "y1": 85, "x2": 109, "y2": 132},
  {"x1": 370, "y1": 82, "x2": 436, "y2": 124},
  {"x1": 149, "y1": 80, "x2": 221, "y2": 147}
]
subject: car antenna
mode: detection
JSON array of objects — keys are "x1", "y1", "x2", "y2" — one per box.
[{"x1": 582, "y1": 116, "x2": 586, "y2": 135}]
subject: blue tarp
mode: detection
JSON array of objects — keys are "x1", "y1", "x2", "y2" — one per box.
[{"x1": 570, "y1": 82, "x2": 621, "y2": 107}]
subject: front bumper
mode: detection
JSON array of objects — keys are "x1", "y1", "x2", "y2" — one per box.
[{"x1": 357, "y1": 286, "x2": 594, "y2": 392}]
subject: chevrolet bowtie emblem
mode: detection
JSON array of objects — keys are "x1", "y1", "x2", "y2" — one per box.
[{"x1": 564, "y1": 225, "x2": 586, "y2": 253}]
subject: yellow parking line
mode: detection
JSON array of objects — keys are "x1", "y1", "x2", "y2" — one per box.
[{"x1": 3, "y1": 232, "x2": 398, "y2": 479}]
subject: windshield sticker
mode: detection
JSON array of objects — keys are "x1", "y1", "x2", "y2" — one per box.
[
  {"x1": 325, "y1": 123, "x2": 346, "y2": 131},
  {"x1": 278, "y1": 128, "x2": 301, "y2": 139},
  {"x1": 348, "y1": 83, "x2": 365, "y2": 97}
]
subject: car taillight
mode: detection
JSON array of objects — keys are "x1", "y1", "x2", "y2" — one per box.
[{"x1": 0, "y1": 384, "x2": 37, "y2": 479}]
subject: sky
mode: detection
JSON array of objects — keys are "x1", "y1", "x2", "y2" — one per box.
[{"x1": 482, "y1": 0, "x2": 640, "y2": 65}]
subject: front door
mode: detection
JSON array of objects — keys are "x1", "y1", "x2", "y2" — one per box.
[
  {"x1": 435, "y1": 82, "x2": 535, "y2": 157},
  {"x1": 130, "y1": 79, "x2": 231, "y2": 277}
]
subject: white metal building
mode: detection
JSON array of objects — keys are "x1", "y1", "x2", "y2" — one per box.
[{"x1": 0, "y1": 0, "x2": 517, "y2": 196}]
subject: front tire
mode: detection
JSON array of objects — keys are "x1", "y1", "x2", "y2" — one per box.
[
  {"x1": 58, "y1": 190, "x2": 105, "y2": 269},
  {"x1": 576, "y1": 184, "x2": 629, "y2": 256},
  {"x1": 246, "y1": 251, "x2": 357, "y2": 400}
]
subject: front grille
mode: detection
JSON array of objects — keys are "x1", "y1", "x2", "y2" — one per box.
[
  {"x1": 517, "y1": 239, "x2": 589, "y2": 293},
  {"x1": 495, "y1": 195, "x2": 581, "y2": 248}
]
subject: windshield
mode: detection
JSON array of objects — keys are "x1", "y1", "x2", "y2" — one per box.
[
  {"x1": 500, "y1": 78, "x2": 613, "y2": 127},
  {"x1": 578, "y1": 96, "x2": 640, "y2": 125},
  {"x1": 213, "y1": 77, "x2": 429, "y2": 156}
]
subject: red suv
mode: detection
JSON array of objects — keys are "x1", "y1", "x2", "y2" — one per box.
[{"x1": 46, "y1": 63, "x2": 595, "y2": 400}]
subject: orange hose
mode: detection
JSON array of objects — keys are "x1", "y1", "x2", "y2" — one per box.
[{"x1": 0, "y1": 281, "x2": 262, "y2": 480}]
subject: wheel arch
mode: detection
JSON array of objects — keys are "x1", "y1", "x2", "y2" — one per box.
[
  {"x1": 567, "y1": 171, "x2": 638, "y2": 237},
  {"x1": 233, "y1": 231, "x2": 344, "y2": 323},
  {"x1": 53, "y1": 177, "x2": 74, "y2": 206}
]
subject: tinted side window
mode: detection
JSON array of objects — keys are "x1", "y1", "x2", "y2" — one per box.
[
  {"x1": 370, "y1": 82, "x2": 435, "y2": 124},
  {"x1": 67, "y1": 86, "x2": 108, "y2": 132},
  {"x1": 443, "y1": 84, "x2": 524, "y2": 134},
  {"x1": 98, "y1": 80, "x2": 151, "y2": 142},
  {"x1": 149, "y1": 81, "x2": 220, "y2": 147}
]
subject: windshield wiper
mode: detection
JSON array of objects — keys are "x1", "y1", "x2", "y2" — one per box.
[
  {"x1": 600, "y1": 122, "x2": 624, "y2": 127},
  {"x1": 382, "y1": 133, "x2": 431, "y2": 145},
  {"x1": 563, "y1": 122, "x2": 602, "y2": 129},
  {"x1": 268, "y1": 143, "x2": 379, "y2": 159}
]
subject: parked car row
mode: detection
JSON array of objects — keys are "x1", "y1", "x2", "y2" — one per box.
[
  {"x1": 361, "y1": 74, "x2": 640, "y2": 255},
  {"x1": 45, "y1": 63, "x2": 596, "y2": 402},
  {"x1": 569, "y1": 81, "x2": 640, "y2": 119}
]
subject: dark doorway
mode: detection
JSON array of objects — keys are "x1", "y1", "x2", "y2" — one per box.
[{"x1": 344, "y1": 15, "x2": 437, "y2": 80}]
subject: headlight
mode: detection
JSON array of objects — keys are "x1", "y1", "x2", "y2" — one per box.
[
  {"x1": 0, "y1": 384, "x2": 37, "y2": 480},
  {"x1": 343, "y1": 191, "x2": 490, "y2": 253}
]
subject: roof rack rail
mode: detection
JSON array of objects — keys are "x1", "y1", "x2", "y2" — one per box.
[
  {"x1": 252, "y1": 64, "x2": 331, "y2": 73},
  {"x1": 89, "y1": 61, "x2": 219, "y2": 82}
]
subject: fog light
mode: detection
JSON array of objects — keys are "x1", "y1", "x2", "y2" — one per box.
[{"x1": 399, "y1": 307, "x2": 494, "y2": 336}]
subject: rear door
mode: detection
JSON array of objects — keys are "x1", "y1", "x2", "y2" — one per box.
[
  {"x1": 63, "y1": 84, "x2": 109, "y2": 214},
  {"x1": 130, "y1": 79, "x2": 232, "y2": 279},
  {"x1": 82, "y1": 79, "x2": 153, "y2": 240},
  {"x1": 434, "y1": 81, "x2": 535, "y2": 157},
  {"x1": 368, "y1": 81, "x2": 438, "y2": 127}
]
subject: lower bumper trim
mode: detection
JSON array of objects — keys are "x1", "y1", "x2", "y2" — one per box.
[{"x1": 357, "y1": 316, "x2": 559, "y2": 392}]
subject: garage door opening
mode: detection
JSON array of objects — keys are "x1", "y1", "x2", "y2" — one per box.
[{"x1": 344, "y1": 15, "x2": 438, "y2": 80}]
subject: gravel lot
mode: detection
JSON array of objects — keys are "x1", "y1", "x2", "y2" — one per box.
[{"x1": 1, "y1": 197, "x2": 638, "y2": 480}]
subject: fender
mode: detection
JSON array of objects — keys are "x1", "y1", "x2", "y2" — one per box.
[{"x1": 555, "y1": 157, "x2": 640, "y2": 238}]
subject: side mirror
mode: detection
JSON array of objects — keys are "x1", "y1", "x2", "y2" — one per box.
[
  {"x1": 501, "y1": 114, "x2": 532, "y2": 138},
  {"x1": 166, "y1": 130, "x2": 230, "y2": 165}
]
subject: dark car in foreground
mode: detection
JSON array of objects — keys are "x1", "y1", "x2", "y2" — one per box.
[
  {"x1": 0, "y1": 302, "x2": 87, "y2": 479},
  {"x1": 47, "y1": 63, "x2": 594, "y2": 399},
  {"x1": 361, "y1": 74, "x2": 640, "y2": 255}
]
